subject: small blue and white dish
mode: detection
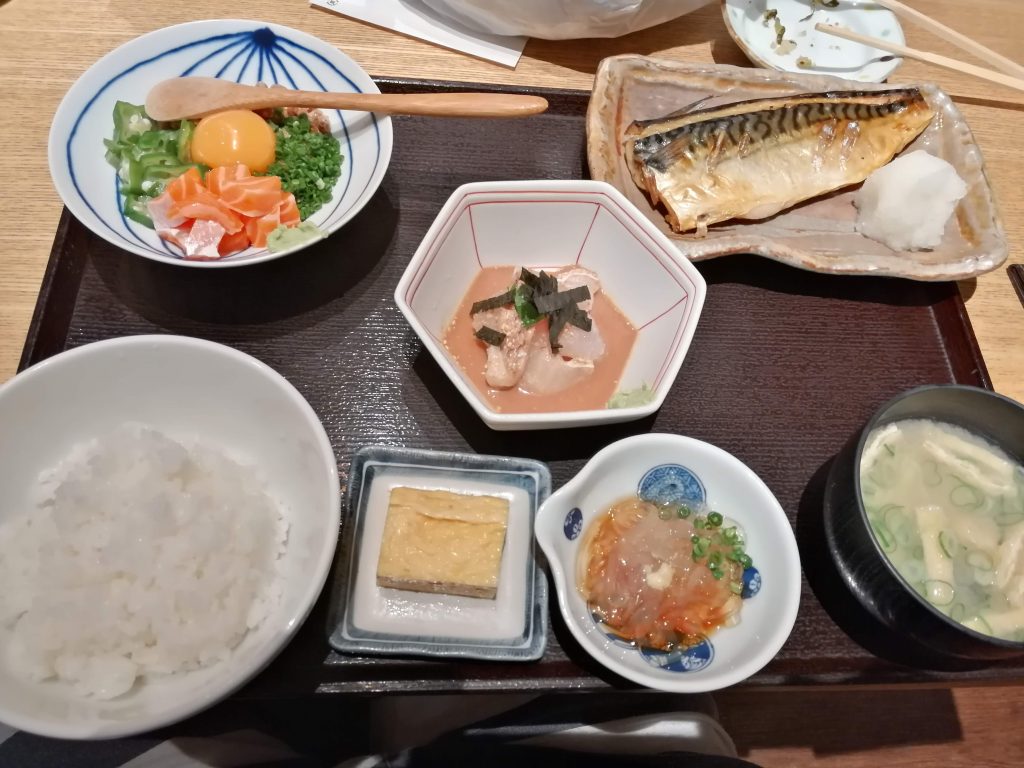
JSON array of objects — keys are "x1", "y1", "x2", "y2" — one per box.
[
  {"x1": 535, "y1": 433, "x2": 801, "y2": 692},
  {"x1": 327, "y1": 446, "x2": 549, "y2": 661},
  {"x1": 48, "y1": 19, "x2": 392, "y2": 267}
]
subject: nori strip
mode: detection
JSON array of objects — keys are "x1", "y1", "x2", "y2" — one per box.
[
  {"x1": 545, "y1": 305, "x2": 591, "y2": 353},
  {"x1": 533, "y1": 285, "x2": 591, "y2": 313},
  {"x1": 548, "y1": 313, "x2": 567, "y2": 352},
  {"x1": 479, "y1": 267, "x2": 596, "y2": 352},
  {"x1": 519, "y1": 268, "x2": 542, "y2": 290},
  {"x1": 474, "y1": 326, "x2": 506, "y2": 346},
  {"x1": 521, "y1": 268, "x2": 558, "y2": 296},
  {"x1": 470, "y1": 288, "x2": 515, "y2": 315},
  {"x1": 563, "y1": 305, "x2": 592, "y2": 332}
]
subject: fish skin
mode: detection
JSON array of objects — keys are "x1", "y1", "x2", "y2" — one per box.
[{"x1": 624, "y1": 89, "x2": 935, "y2": 233}]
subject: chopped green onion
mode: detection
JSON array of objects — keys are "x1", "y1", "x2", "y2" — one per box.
[
  {"x1": 950, "y1": 482, "x2": 983, "y2": 509},
  {"x1": 996, "y1": 509, "x2": 1024, "y2": 526},
  {"x1": 872, "y1": 522, "x2": 896, "y2": 553},
  {"x1": 692, "y1": 536, "x2": 711, "y2": 559},
  {"x1": 707, "y1": 512, "x2": 723, "y2": 528},
  {"x1": 678, "y1": 505, "x2": 692, "y2": 519},
  {"x1": 738, "y1": 553, "x2": 753, "y2": 569},
  {"x1": 264, "y1": 113, "x2": 343, "y2": 220},
  {"x1": 938, "y1": 530, "x2": 957, "y2": 559}
]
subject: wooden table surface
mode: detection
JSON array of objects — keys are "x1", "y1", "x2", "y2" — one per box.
[{"x1": 0, "y1": 0, "x2": 1021, "y2": 395}]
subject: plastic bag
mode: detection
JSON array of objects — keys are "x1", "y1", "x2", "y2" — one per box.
[{"x1": 420, "y1": 0, "x2": 715, "y2": 40}]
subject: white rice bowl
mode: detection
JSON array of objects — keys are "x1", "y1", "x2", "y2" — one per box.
[{"x1": 0, "y1": 336, "x2": 340, "y2": 739}]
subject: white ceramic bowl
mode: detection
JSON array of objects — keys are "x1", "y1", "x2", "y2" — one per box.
[
  {"x1": 536, "y1": 433, "x2": 801, "y2": 692},
  {"x1": 0, "y1": 336, "x2": 340, "y2": 739},
  {"x1": 394, "y1": 180, "x2": 707, "y2": 430},
  {"x1": 721, "y1": 0, "x2": 905, "y2": 84},
  {"x1": 48, "y1": 19, "x2": 393, "y2": 267}
]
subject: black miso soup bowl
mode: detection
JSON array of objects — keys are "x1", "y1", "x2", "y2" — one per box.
[{"x1": 823, "y1": 384, "x2": 1024, "y2": 663}]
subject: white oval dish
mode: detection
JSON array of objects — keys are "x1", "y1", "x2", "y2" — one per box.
[
  {"x1": 721, "y1": 0, "x2": 904, "y2": 83},
  {"x1": 394, "y1": 180, "x2": 707, "y2": 431},
  {"x1": 0, "y1": 336, "x2": 340, "y2": 739},
  {"x1": 535, "y1": 433, "x2": 801, "y2": 692},
  {"x1": 48, "y1": 19, "x2": 392, "y2": 267}
]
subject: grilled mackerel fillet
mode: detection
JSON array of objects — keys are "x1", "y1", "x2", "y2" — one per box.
[{"x1": 625, "y1": 89, "x2": 935, "y2": 233}]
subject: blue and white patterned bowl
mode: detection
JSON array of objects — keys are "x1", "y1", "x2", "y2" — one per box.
[
  {"x1": 536, "y1": 433, "x2": 801, "y2": 692},
  {"x1": 48, "y1": 20, "x2": 392, "y2": 267}
]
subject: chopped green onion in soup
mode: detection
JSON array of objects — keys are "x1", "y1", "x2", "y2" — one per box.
[{"x1": 860, "y1": 418, "x2": 1024, "y2": 641}]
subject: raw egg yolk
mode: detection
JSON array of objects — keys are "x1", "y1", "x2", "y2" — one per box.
[{"x1": 190, "y1": 110, "x2": 276, "y2": 172}]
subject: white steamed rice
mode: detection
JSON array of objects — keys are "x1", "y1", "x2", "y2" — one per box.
[{"x1": 0, "y1": 424, "x2": 288, "y2": 700}]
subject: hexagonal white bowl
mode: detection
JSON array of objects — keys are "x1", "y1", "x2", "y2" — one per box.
[{"x1": 394, "y1": 180, "x2": 707, "y2": 430}]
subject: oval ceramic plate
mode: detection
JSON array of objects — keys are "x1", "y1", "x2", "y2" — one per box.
[
  {"x1": 721, "y1": 0, "x2": 904, "y2": 83},
  {"x1": 48, "y1": 20, "x2": 393, "y2": 268},
  {"x1": 587, "y1": 55, "x2": 1008, "y2": 281}
]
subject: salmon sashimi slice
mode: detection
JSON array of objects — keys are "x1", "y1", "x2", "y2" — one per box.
[
  {"x1": 168, "y1": 188, "x2": 244, "y2": 234},
  {"x1": 181, "y1": 220, "x2": 228, "y2": 261},
  {"x1": 157, "y1": 221, "x2": 194, "y2": 252},
  {"x1": 156, "y1": 164, "x2": 305, "y2": 259},
  {"x1": 245, "y1": 208, "x2": 281, "y2": 248},
  {"x1": 217, "y1": 175, "x2": 284, "y2": 218},
  {"x1": 205, "y1": 164, "x2": 251, "y2": 196},
  {"x1": 165, "y1": 166, "x2": 205, "y2": 203},
  {"x1": 148, "y1": 191, "x2": 188, "y2": 230},
  {"x1": 217, "y1": 228, "x2": 251, "y2": 257},
  {"x1": 278, "y1": 193, "x2": 300, "y2": 226}
]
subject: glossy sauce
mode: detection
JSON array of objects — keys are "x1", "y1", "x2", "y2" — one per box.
[
  {"x1": 579, "y1": 497, "x2": 743, "y2": 651},
  {"x1": 443, "y1": 266, "x2": 637, "y2": 413}
]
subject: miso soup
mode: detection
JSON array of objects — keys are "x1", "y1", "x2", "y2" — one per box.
[{"x1": 859, "y1": 419, "x2": 1024, "y2": 642}]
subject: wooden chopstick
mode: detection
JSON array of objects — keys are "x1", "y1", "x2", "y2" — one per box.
[
  {"x1": 871, "y1": 0, "x2": 1024, "y2": 80},
  {"x1": 1009, "y1": 265, "x2": 1024, "y2": 310},
  {"x1": 815, "y1": 23, "x2": 1024, "y2": 94}
]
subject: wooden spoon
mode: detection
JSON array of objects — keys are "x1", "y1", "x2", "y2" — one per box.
[{"x1": 146, "y1": 77, "x2": 548, "y2": 121}]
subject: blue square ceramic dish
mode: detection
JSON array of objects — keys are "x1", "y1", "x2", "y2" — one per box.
[{"x1": 327, "y1": 445, "x2": 550, "y2": 661}]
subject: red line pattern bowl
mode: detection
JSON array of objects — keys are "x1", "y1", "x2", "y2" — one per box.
[{"x1": 394, "y1": 180, "x2": 707, "y2": 430}]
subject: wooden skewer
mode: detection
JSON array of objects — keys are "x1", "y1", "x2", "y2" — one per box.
[
  {"x1": 871, "y1": 0, "x2": 1024, "y2": 80},
  {"x1": 815, "y1": 23, "x2": 1024, "y2": 94}
]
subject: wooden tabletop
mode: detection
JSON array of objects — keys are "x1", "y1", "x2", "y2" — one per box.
[{"x1": 0, "y1": 0, "x2": 1021, "y2": 397}]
